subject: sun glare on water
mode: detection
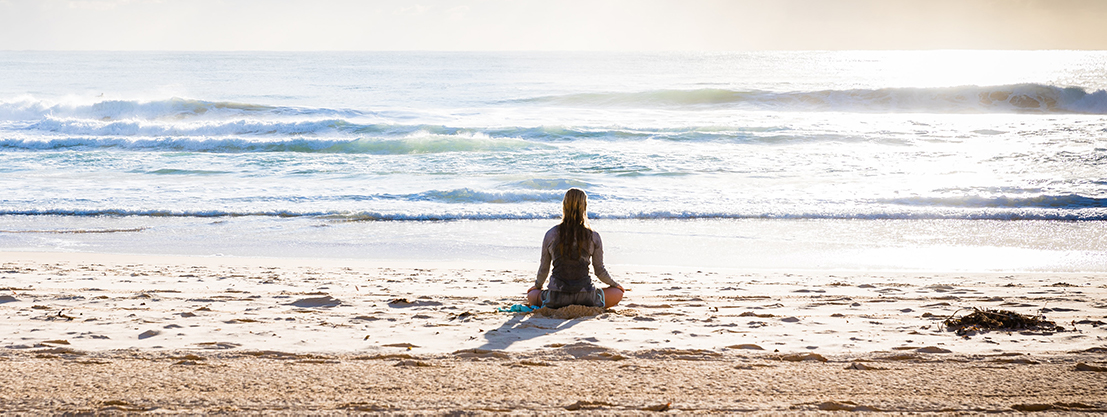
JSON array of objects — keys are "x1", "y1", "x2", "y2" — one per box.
[{"x1": 835, "y1": 50, "x2": 1096, "y2": 89}]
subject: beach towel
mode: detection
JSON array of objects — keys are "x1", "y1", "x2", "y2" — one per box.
[{"x1": 496, "y1": 304, "x2": 540, "y2": 313}]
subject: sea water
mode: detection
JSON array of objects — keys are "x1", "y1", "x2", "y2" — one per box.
[{"x1": 1, "y1": 51, "x2": 1105, "y2": 271}]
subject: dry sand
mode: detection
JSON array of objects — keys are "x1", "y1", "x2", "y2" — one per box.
[
  {"x1": 3, "y1": 350, "x2": 1106, "y2": 415},
  {"x1": 1, "y1": 251, "x2": 1105, "y2": 414}
]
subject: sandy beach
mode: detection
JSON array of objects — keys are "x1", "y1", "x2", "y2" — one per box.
[{"x1": 2, "y1": 251, "x2": 1105, "y2": 414}]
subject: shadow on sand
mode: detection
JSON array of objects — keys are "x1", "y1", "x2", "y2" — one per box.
[{"x1": 474, "y1": 308, "x2": 603, "y2": 351}]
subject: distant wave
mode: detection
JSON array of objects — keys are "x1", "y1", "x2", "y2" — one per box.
[
  {"x1": 518, "y1": 84, "x2": 1107, "y2": 114},
  {"x1": 0, "y1": 97, "x2": 360, "y2": 122},
  {"x1": 23, "y1": 116, "x2": 357, "y2": 137},
  {"x1": 7, "y1": 114, "x2": 486, "y2": 140},
  {"x1": 0, "y1": 121, "x2": 818, "y2": 149},
  {"x1": 505, "y1": 178, "x2": 591, "y2": 190},
  {"x1": 5, "y1": 117, "x2": 791, "y2": 144},
  {"x1": 0, "y1": 136, "x2": 544, "y2": 154},
  {"x1": 399, "y1": 188, "x2": 566, "y2": 204},
  {"x1": 3, "y1": 98, "x2": 751, "y2": 142}
]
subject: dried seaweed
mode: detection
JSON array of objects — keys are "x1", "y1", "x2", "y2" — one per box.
[{"x1": 943, "y1": 308, "x2": 1065, "y2": 336}]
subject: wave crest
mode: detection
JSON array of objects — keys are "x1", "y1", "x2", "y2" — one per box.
[
  {"x1": 3, "y1": 192, "x2": 1105, "y2": 221},
  {"x1": 520, "y1": 84, "x2": 1107, "y2": 114},
  {"x1": 25, "y1": 116, "x2": 352, "y2": 137},
  {"x1": 0, "y1": 136, "x2": 543, "y2": 154},
  {"x1": 3, "y1": 207, "x2": 1104, "y2": 221},
  {"x1": 0, "y1": 97, "x2": 294, "y2": 122}
]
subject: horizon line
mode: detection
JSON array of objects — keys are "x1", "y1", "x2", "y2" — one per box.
[{"x1": 2, "y1": 48, "x2": 1106, "y2": 53}]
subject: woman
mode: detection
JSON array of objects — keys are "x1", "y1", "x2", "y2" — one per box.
[{"x1": 527, "y1": 188, "x2": 625, "y2": 308}]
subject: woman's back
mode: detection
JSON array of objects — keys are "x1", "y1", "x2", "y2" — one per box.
[{"x1": 528, "y1": 188, "x2": 623, "y2": 308}]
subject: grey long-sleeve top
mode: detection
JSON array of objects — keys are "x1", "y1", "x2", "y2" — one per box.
[{"x1": 535, "y1": 225, "x2": 619, "y2": 290}]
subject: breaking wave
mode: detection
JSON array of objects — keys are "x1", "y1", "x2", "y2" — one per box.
[
  {"x1": 519, "y1": 84, "x2": 1107, "y2": 114},
  {"x1": 0, "y1": 97, "x2": 356, "y2": 122},
  {"x1": 0, "y1": 136, "x2": 544, "y2": 154},
  {"x1": 2, "y1": 208, "x2": 1104, "y2": 221},
  {"x1": 2, "y1": 192, "x2": 1104, "y2": 221}
]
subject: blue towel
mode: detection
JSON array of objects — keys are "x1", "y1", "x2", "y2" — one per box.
[{"x1": 497, "y1": 304, "x2": 540, "y2": 313}]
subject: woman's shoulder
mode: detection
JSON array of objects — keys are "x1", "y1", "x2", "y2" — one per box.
[{"x1": 545, "y1": 224, "x2": 601, "y2": 236}]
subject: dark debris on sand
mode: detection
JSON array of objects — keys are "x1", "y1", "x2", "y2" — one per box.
[{"x1": 944, "y1": 308, "x2": 1065, "y2": 336}]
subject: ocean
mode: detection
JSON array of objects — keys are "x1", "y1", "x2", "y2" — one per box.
[{"x1": 1, "y1": 51, "x2": 1105, "y2": 271}]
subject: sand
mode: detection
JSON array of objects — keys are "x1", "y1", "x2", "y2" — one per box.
[{"x1": 2, "y1": 251, "x2": 1106, "y2": 414}]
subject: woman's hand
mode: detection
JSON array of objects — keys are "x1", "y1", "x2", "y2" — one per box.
[{"x1": 526, "y1": 286, "x2": 538, "y2": 293}]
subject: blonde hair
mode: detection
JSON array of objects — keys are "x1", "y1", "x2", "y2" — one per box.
[{"x1": 557, "y1": 188, "x2": 592, "y2": 258}]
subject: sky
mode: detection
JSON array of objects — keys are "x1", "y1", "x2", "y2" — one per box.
[{"x1": 2, "y1": 0, "x2": 1106, "y2": 51}]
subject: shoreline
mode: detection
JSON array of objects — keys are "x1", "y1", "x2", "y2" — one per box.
[
  {"x1": 10, "y1": 248, "x2": 1107, "y2": 275},
  {"x1": 4, "y1": 217, "x2": 1107, "y2": 273}
]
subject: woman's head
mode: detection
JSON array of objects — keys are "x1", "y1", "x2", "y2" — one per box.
[
  {"x1": 557, "y1": 188, "x2": 591, "y2": 257},
  {"x1": 562, "y1": 188, "x2": 588, "y2": 224}
]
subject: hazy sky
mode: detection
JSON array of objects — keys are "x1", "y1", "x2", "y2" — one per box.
[{"x1": 2, "y1": 0, "x2": 1106, "y2": 51}]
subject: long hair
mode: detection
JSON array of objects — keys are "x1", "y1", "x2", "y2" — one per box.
[{"x1": 556, "y1": 188, "x2": 592, "y2": 258}]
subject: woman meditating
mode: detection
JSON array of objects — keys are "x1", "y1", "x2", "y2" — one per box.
[{"x1": 527, "y1": 188, "x2": 625, "y2": 308}]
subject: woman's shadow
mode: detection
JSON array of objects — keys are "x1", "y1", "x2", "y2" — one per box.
[{"x1": 473, "y1": 310, "x2": 593, "y2": 351}]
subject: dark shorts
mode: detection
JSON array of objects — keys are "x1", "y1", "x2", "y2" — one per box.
[{"x1": 540, "y1": 289, "x2": 605, "y2": 309}]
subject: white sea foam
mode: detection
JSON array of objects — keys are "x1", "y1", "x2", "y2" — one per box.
[
  {"x1": 25, "y1": 116, "x2": 349, "y2": 137},
  {"x1": 0, "y1": 97, "x2": 281, "y2": 121},
  {"x1": 0, "y1": 134, "x2": 545, "y2": 153},
  {"x1": 2, "y1": 192, "x2": 1104, "y2": 221}
]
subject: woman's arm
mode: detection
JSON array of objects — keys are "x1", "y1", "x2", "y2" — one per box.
[
  {"x1": 591, "y1": 231, "x2": 619, "y2": 287},
  {"x1": 534, "y1": 226, "x2": 556, "y2": 290}
]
